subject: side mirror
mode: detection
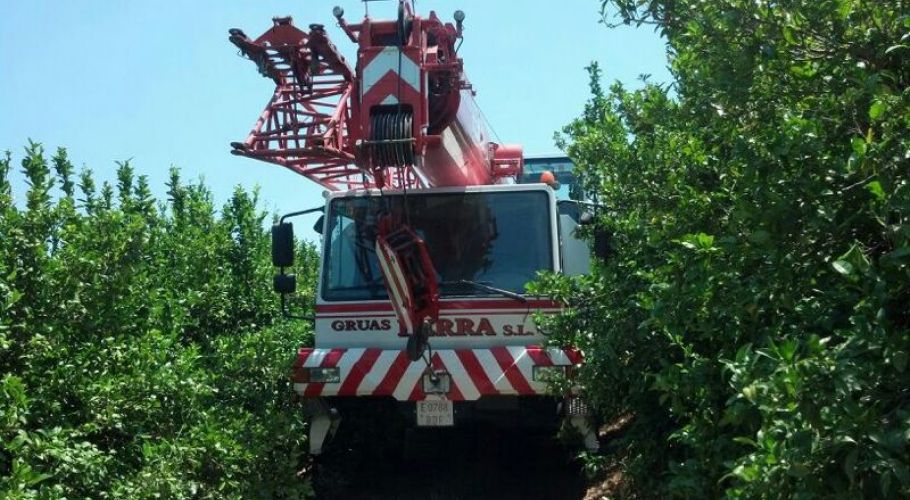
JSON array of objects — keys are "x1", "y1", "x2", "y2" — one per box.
[
  {"x1": 313, "y1": 214, "x2": 325, "y2": 235},
  {"x1": 272, "y1": 222, "x2": 295, "y2": 267},
  {"x1": 273, "y1": 273, "x2": 297, "y2": 294},
  {"x1": 593, "y1": 228, "x2": 613, "y2": 260},
  {"x1": 273, "y1": 206, "x2": 323, "y2": 321}
]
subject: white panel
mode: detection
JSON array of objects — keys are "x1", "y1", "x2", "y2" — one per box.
[
  {"x1": 329, "y1": 348, "x2": 365, "y2": 392},
  {"x1": 547, "y1": 348, "x2": 572, "y2": 366},
  {"x1": 392, "y1": 360, "x2": 425, "y2": 400},
  {"x1": 508, "y1": 346, "x2": 543, "y2": 393},
  {"x1": 362, "y1": 47, "x2": 420, "y2": 96},
  {"x1": 437, "y1": 350, "x2": 479, "y2": 400},
  {"x1": 303, "y1": 349, "x2": 330, "y2": 368},
  {"x1": 474, "y1": 349, "x2": 514, "y2": 393},
  {"x1": 358, "y1": 349, "x2": 400, "y2": 394}
]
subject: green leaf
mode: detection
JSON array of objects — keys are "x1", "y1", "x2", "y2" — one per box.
[
  {"x1": 869, "y1": 100, "x2": 887, "y2": 121},
  {"x1": 866, "y1": 180, "x2": 885, "y2": 200},
  {"x1": 26, "y1": 472, "x2": 54, "y2": 486},
  {"x1": 777, "y1": 339, "x2": 798, "y2": 363},
  {"x1": 696, "y1": 232, "x2": 715, "y2": 249},
  {"x1": 832, "y1": 260, "x2": 854, "y2": 277},
  {"x1": 678, "y1": 240, "x2": 697, "y2": 250},
  {"x1": 836, "y1": 0, "x2": 854, "y2": 19},
  {"x1": 782, "y1": 25, "x2": 797, "y2": 45},
  {"x1": 742, "y1": 385, "x2": 758, "y2": 403},
  {"x1": 789, "y1": 63, "x2": 817, "y2": 78},
  {"x1": 733, "y1": 436, "x2": 757, "y2": 447},
  {"x1": 834, "y1": 244, "x2": 871, "y2": 279},
  {"x1": 851, "y1": 137, "x2": 867, "y2": 157}
]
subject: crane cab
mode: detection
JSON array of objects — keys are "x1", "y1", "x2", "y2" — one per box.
[
  {"x1": 233, "y1": 0, "x2": 601, "y2": 456},
  {"x1": 274, "y1": 177, "x2": 600, "y2": 454},
  {"x1": 315, "y1": 183, "x2": 560, "y2": 350}
]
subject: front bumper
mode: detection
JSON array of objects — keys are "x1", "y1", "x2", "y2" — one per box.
[{"x1": 291, "y1": 346, "x2": 582, "y2": 401}]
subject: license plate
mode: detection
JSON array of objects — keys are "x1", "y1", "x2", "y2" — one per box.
[{"x1": 416, "y1": 399, "x2": 454, "y2": 427}]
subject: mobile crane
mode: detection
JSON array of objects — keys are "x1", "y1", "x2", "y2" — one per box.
[{"x1": 228, "y1": 1, "x2": 599, "y2": 455}]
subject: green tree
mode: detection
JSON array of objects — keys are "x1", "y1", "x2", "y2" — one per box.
[
  {"x1": 0, "y1": 144, "x2": 318, "y2": 498},
  {"x1": 538, "y1": 0, "x2": 910, "y2": 497}
]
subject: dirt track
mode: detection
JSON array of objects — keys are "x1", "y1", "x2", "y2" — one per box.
[{"x1": 313, "y1": 422, "x2": 589, "y2": 500}]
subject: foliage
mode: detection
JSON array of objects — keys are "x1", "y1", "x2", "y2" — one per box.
[
  {"x1": 0, "y1": 143, "x2": 318, "y2": 498},
  {"x1": 536, "y1": 0, "x2": 910, "y2": 497}
]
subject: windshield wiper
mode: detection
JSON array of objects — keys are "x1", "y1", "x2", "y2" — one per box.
[{"x1": 440, "y1": 279, "x2": 528, "y2": 303}]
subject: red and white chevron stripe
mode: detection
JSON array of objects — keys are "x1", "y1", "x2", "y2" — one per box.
[
  {"x1": 374, "y1": 236, "x2": 415, "y2": 335},
  {"x1": 291, "y1": 346, "x2": 582, "y2": 401}
]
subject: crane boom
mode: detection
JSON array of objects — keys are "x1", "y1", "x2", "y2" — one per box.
[{"x1": 229, "y1": 1, "x2": 523, "y2": 191}]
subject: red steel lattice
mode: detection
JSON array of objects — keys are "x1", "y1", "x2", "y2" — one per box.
[
  {"x1": 229, "y1": 4, "x2": 521, "y2": 192},
  {"x1": 229, "y1": 18, "x2": 413, "y2": 191}
]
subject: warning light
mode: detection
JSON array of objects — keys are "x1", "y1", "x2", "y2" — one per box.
[{"x1": 539, "y1": 170, "x2": 559, "y2": 189}]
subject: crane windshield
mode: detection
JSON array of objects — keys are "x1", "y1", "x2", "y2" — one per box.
[{"x1": 322, "y1": 190, "x2": 553, "y2": 301}]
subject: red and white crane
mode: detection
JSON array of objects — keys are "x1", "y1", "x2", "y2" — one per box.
[{"x1": 229, "y1": 1, "x2": 598, "y2": 456}]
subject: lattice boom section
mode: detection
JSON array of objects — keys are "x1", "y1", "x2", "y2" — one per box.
[{"x1": 229, "y1": 19, "x2": 402, "y2": 191}]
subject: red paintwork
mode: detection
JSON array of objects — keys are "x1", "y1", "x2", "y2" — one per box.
[
  {"x1": 456, "y1": 349, "x2": 498, "y2": 395},
  {"x1": 375, "y1": 213, "x2": 440, "y2": 335},
  {"x1": 229, "y1": 2, "x2": 523, "y2": 191},
  {"x1": 373, "y1": 351, "x2": 411, "y2": 396},
  {"x1": 337, "y1": 348, "x2": 383, "y2": 394},
  {"x1": 491, "y1": 346, "x2": 535, "y2": 395},
  {"x1": 314, "y1": 299, "x2": 561, "y2": 314}
]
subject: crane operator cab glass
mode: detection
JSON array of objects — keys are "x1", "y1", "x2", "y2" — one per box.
[{"x1": 322, "y1": 189, "x2": 554, "y2": 302}]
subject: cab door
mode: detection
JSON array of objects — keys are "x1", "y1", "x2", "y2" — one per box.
[{"x1": 557, "y1": 200, "x2": 591, "y2": 276}]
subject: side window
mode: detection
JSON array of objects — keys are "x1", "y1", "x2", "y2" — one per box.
[
  {"x1": 323, "y1": 204, "x2": 383, "y2": 300},
  {"x1": 326, "y1": 214, "x2": 358, "y2": 289},
  {"x1": 558, "y1": 201, "x2": 591, "y2": 276}
]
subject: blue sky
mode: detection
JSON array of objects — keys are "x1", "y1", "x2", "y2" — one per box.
[{"x1": 0, "y1": 1, "x2": 670, "y2": 219}]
